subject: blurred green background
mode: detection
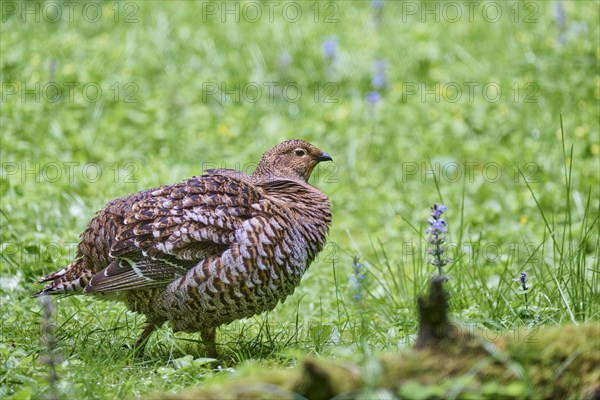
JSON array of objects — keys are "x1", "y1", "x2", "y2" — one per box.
[{"x1": 1, "y1": 1, "x2": 598, "y2": 398}]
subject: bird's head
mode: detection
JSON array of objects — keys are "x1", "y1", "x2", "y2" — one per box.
[{"x1": 253, "y1": 139, "x2": 333, "y2": 182}]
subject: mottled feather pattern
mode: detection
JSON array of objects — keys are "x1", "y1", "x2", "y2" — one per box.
[
  {"x1": 37, "y1": 187, "x2": 163, "y2": 295},
  {"x1": 111, "y1": 175, "x2": 257, "y2": 259},
  {"x1": 162, "y1": 182, "x2": 330, "y2": 331},
  {"x1": 35, "y1": 139, "x2": 332, "y2": 356}
]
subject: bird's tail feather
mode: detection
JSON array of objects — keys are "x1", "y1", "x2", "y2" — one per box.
[{"x1": 34, "y1": 259, "x2": 93, "y2": 297}]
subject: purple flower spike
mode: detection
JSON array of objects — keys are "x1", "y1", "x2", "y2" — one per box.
[
  {"x1": 351, "y1": 256, "x2": 365, "y2": 303},
  {"x1": 372, "y1": 60, "x2": 388, "y2": 89},
  {"x1": 427, "y1": 204, "x2": 449, "y2": 276},
  {"x1": 367, "y1": 91, "x2": 381, "y2": 104},
  {"x1": 322, "y1": 37, "x2": 338, "y2": 62},
  {"x1": 516, "y1": 272, "x2": 529, "y2": 291}
]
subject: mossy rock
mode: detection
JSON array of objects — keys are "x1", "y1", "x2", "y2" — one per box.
[{"x1": 155, "y1": 323, "x2": 600, "y2": 399}]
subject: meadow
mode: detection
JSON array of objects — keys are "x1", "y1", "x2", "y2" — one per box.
[{"x1": 1, "y1": 1, "x2": 598, "y2": 398}]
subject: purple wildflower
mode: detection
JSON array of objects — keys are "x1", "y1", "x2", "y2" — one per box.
[
  {"x1": 515, "y1": 272, "x2": 529, "y2": 291},
  {"x1": 350, "y1": 256, "x2": 365, "y2": 301},
  {"x1": 552, "y1": 2, "x2": 568, "y2": 45},
  {"x1": 322, "y1": 37, "x2": 338, "y2": 62},
  {"x1": 432, "y1": 204, "x2": 448, "y2": 218},
  {"x1": 514, "y1": 271, "x2": 531, "y2": 312},
  {"x1": 552, "y1": 2, "x2": 566, "y2": 29},
  {"x1": 367, "y1": 91, "x2": 381, "y2": 105},
  {"x1": 426, "y1": 204, "x2": 449, "y2": 276},
  {"x1": 372, "y1": 0, "x2": 383, "y2": 25},
  {"x1": 372, "y1": 60, "x2": 387, "y2": 89}
]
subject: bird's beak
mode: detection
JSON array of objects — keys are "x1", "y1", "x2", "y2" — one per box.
[{"x1": 317, "y1": 152, "x2": 333, "y2": 162}]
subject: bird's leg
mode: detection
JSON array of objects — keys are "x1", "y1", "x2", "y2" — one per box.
[
  {"x1": 201, "y1": 327, "x2": 217, "y2": 358},
  {"x1": 132, "y1": 323, "x2": 157, "y2": 356}
]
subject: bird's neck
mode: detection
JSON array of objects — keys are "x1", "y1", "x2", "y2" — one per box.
[{"x1": 252, "y1": 163, "x2": 310, "y2": 183}]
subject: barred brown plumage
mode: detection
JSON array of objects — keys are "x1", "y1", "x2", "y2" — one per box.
[{"x1": 35, "y1": 139, "x2": 333, "y2": 356}]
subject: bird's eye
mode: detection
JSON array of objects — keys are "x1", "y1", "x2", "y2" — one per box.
[{"x1": 294, "y1": 149, "x2": 306, "y2": 157}]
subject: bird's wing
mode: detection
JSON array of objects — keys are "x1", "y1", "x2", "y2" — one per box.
[{"x1": 83, "y1": 174, "x2": 264, "y2": 294}]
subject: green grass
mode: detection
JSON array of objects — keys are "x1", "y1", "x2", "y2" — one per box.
[{"x1": 1, "y1": 1, "x2": 599, "y2": 399}]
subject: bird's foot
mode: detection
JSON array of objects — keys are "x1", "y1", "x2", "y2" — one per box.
[{"x1": 201, "y1": 328, "x2": 218, "y2": 358}]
